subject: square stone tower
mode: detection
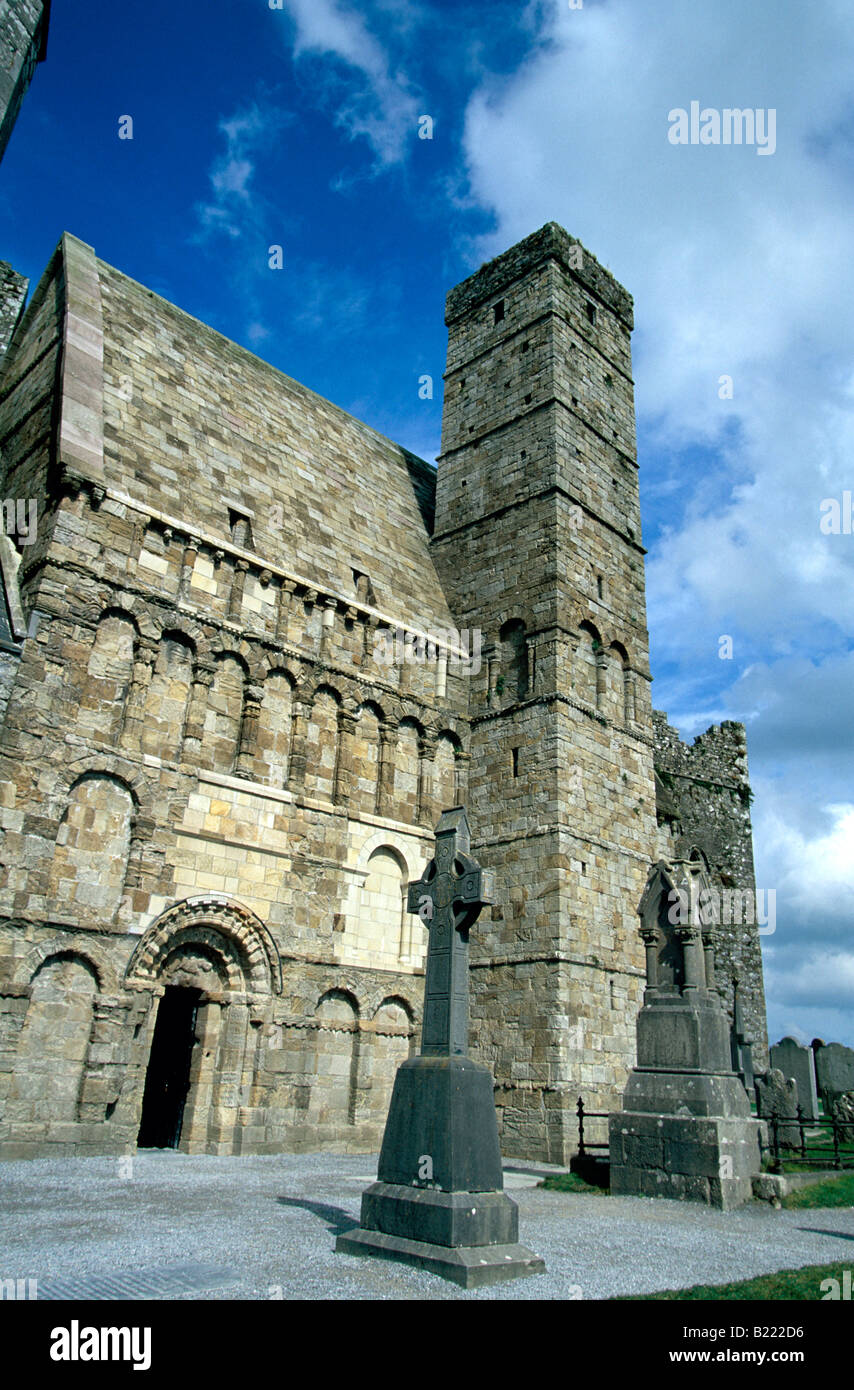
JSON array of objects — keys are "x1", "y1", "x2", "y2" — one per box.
[{"x1": 432, "y1": 223, "x2": 658, "y2": 1163}]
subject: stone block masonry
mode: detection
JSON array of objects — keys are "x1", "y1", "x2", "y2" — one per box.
[
  {"x1": 0, "y1": 1, "x2": 50, "y2": 167},
  {"x1": 0, "y1": 224, "x2": 768, "y2": 1160}
]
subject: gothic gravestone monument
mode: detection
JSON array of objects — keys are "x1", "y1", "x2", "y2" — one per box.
[
  {"x1": 770, "y1": 1037, "x2": 818, "y2": 1122},
  {"x1": 335, "y1": 807, "x2": 545, "y2": 1287},
  {"x1": 609, "y1": 860, "x2": 762, "y2": 1209}
]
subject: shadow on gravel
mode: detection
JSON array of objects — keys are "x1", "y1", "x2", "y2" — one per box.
[
  {"x1": 276, "y1": 1196, "x2": 356, "y2": 1235},
  {"x1": 797, "y1": 1226, "x2": 854, "y2": 1242}
]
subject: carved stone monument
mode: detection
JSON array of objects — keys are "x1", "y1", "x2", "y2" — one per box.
[
  {"x1": 609, "y1": 859, "x2": 762, "y2": 1209},
  {"x1": 336, "y1": 807, "x2": 545, "y2": 1287}
]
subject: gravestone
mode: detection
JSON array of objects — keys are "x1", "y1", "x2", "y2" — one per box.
[
  {"x1": 336, "y1": 807, "x2": 545, "y2": 1288},
  {"x1": 770, "y1": 1036, "x2": 818, "y2": 1121},
  {"x1": 609, "y1": 859, "x2": 762, "y2": 1208},
  {"x1": 830, "y1": 1092, "x2": 854, "y2": 1143},
  {"x1": 755, "y1": 1068, "x2": 800, "y2": 1150},
  {"x1": 814, "y1": 1041, "x2": 854, "y2": 1111}
]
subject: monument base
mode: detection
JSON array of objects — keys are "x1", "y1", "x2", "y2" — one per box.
[
  {"x1": 609, "y1": 1106, "x2": 761, "y2": 1210},
  {"x1": 335, "y1": 1227, "x2": 545, "y2": 1289},
  {"x1": 336, "y1": 1180, "x2": 545, "y2": 1287}
]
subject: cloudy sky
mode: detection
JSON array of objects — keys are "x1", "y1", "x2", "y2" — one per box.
[{"x1": 3, "y1": 0, "x2": 853, "y2": 1047}]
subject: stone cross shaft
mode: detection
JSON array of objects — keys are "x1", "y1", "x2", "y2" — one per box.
[{"x1": 406, "y1": 807, "x2": 494, "y2": 1057}]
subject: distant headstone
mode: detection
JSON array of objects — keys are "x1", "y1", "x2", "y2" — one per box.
[
  {"x1": 609, "y1": 859, "x2": 762, "y2": 1209},
  {"x1": 755, "y1": 1069, "x2": 800, "y2": 1150},
  {"x1": 814, "y1": 1042, "x2": 854, "y2": 1109},
  {"x1": 770, "y1": 1037, "x2": 819, "y2": 1121},
  {"x1": 830, "y1": 1092, "x2": 854, "y2": 1143},
  {"x1": 336, "y1": 807, "x2": 545, "y2": 1288}
]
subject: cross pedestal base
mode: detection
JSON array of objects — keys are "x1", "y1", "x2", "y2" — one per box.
[
  {"x1": 336, "y1": 1219, "x2": 545, "y2": 1290},
  {"x1": 335, "y1": 1054, "x2": 545, "y2": 1286}
]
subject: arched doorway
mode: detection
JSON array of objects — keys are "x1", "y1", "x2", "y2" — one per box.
[
  {"x1": 125, "y1": 896, "x2": 282, "y2": 1154},
  {"x1": 137, "y1": 986, "x2": 201, "y2": 1149}
]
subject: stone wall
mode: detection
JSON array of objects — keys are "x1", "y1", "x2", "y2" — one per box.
[
  {"x1": 0, "y1": 0, "x2": 49, "y2": 166},
  {"x1": 0, "y1": 234, "x2": 468, "y2": 1158},
  {"x1": 653, "y1": 710, "x2": 769, "y2": 1070},
  {"x1": 0, "y1": 261, "x2": 28, "y2": 359},
  {"x1": 0, "y1": 224, "x2": 768, "y2": 1160}
]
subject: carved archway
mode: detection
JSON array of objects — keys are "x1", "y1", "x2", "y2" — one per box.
[{"x1": 124, "y1": 895, "x2": 282, "y2": 997}]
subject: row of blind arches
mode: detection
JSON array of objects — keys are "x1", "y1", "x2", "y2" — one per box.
[{"x1": 81, "y1": 611, "x2": 461, "y2": 819}]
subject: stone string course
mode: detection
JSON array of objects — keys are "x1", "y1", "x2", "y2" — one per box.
[{"x1": 0, "y1": 222, "x2": 767, "y2": 1162}]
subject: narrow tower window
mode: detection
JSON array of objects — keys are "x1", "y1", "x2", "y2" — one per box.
[
  {"x1": 586, "y1": 302, "x2": 597, "y2": 325},
  {"x1": 493, "y1": 300, "x2": 505, "y2": 323},
  {"x1": 229, "y1": 510, "x2": 253, "y2": 549}
]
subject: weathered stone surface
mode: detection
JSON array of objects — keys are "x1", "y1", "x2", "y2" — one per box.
[
  {"x1": 814, "y1": 1042, "x2": 854, "y2": 1107},
  {"x1": 755, "y1": 1069, "x2": 800, "y2": 1150},
  {"x1": 0, "y1": 219, "x2": 768, "y2": 1163},
  {"x1": 609, "y1": 860, "x2": 762, "y2": 1207},
  {"x1": 770, "y1": 1037, "x2": 819, "y2": 1121},
  {"x1": 0, "y1": 2, "x2": 50, "y2": 168},
  {"x1": 654, "y1": 715, "x2": 768, "y2": 1073},
  {"x1": 830, "y1": 1091, "x2": 854, "y2": 1143},
  {"x1": 336, "y1": 810, "x2": 543, "y2": 1285}
]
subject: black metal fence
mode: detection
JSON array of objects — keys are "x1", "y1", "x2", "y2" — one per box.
[{"x1": 762, "y1": 1107, "x2": 854, "y2": 1174}]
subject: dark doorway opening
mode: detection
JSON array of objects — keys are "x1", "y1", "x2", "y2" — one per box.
[{"x1": 137, "y1": 986, "x2": 201, "y2": 1149}]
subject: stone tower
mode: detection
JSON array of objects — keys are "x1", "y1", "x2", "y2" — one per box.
[
  {"x1": 432, "y1": 224, "x2": 658, "y2": 1163},
  {"x1": 0, "y1": 0, "x2": 51, "y2": 166}
]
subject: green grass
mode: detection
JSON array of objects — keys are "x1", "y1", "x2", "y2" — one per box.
[
  {"x1": 618, "y1": 1261, "x2": 852, "y2": 1301},
  {"x1": 539, "y1": 1170, "x2": 609, "y2": 1194},
  {"x1": 782, "y1": 1171, "x2": 854, "y2": 1209}
]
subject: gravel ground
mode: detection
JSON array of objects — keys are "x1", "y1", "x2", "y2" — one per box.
[{"x1": 0, "y1": 1151, "x2": 852, "y2": 1301}]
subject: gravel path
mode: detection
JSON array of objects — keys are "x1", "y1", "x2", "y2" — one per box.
[{"x1": 0, "y1": 1152, "x2": 851, "y2": 1300}]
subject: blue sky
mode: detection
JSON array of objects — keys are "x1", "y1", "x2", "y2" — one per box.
[{"x1": 3, "y1": 0, "x2": 854, "y2": 1048}]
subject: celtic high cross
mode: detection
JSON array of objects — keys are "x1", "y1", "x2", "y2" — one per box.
[{"x1": 406, "y1": 807, "x2": 494, "y2": 1056}]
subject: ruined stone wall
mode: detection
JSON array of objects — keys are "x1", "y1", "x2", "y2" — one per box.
[
  {"x1": 653, "y1": 710, "x2": 768, "y2": 1070},
  {"x1": 0, "y1": 0, "x2": 49, "y2": 166},
  {"x1": 0, "y1": 261, "x2": 28, "y2": 359}
]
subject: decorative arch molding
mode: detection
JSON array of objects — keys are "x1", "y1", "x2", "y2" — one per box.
[
  {"x1": 261, "y1": 661, "x2": 299, "y2": 689},
  {"x1": 150, "y1": 606, "x2": 210, "y2": 659},
  {"x1": 92, "y1": 604, "x2": 142, "y2": 638},
  {"x1": 124, "y1": 895, "x2": 282, "y2": 997},
  {"x1": 305, "y1": 675, "x2": 344, "y2": 706},
  {"x1": 10, "y1": 934, "x2": 121, "y2": 995},
  {"x1": 354, "y1": 829, "x2": 423, "y2": 882},
  {"x1": 210, "y1": 643, "x2": 253, "y2": 681},
  {"x1": 373, "y1": 994, "x2": 416, "y2": 1025},
  {"x1": 577, "y1": 617, "x2": 603, "y2": 647},
  {"x1": 49, "y1": 753, "x2": 153, "y2": 822}
]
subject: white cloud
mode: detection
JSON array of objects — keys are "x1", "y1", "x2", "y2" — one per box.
[
  {"x1": 457, "y1": 0, "x2": 854, "y2": 1039},
  {"x1": 278, "y1": 0, "x2": 419, "y2": 165},
  {"x1": 196, "y1": 101, "x2": 290, "y2": 242}
]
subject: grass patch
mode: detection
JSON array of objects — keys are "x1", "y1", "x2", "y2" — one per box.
[
  {"x1": 539, "y1": 1170, "x2": 609, "y2": 1195},
  {"x1": 618, "y1": 1260, "x2": 852, "y2": 1301},
  {"x1": 782, "y1": 1172, "x2": 854, "y2": 1209}
]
